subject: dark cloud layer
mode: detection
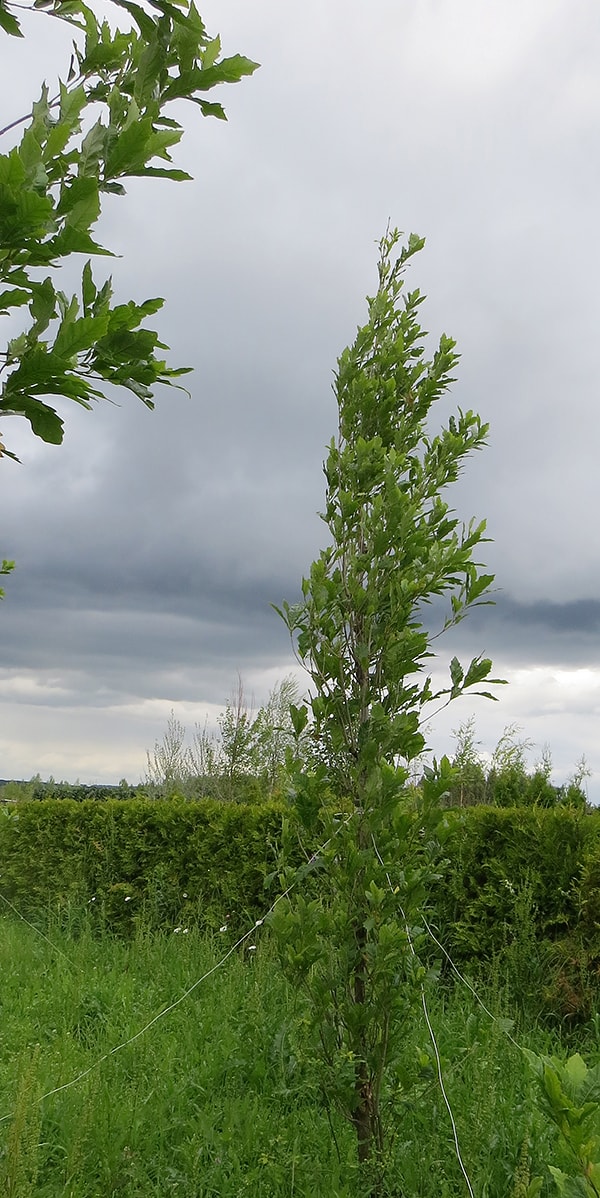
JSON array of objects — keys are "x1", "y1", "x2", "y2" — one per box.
[
  {"x1": 1, "y1": 0, "x2": 599, "y2": 785},
  {"x1": 448, "y1": 597, "x2": 600, "y2": 665}
]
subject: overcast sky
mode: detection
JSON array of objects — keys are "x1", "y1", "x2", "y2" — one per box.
[{"x1": 1, "y1": 0, "x2": 599, "y2": 798}]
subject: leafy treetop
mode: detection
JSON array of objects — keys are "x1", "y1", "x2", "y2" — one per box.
[{"x1": 0, "y1": 0, "x2": 258, "y2": 456}]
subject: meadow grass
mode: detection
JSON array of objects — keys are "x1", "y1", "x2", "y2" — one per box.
[{"x1": 0, "y1": 909, "x2": 598, "y2": 1197}]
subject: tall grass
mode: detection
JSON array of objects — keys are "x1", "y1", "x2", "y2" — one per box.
[{"x1": 0, "y1": 910, "x2": 597, "y2": 1196}]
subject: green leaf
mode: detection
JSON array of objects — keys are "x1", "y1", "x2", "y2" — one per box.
[
  {"x1": 49, "y1": 226, "x2": 112, "y2": 257},
  {"x1": 138, "y1": 297, "x2": 164, "y2": 316},
  {"x1": 104, "y1": 119, "x2": 156, "y2": 177},
  {"x1": 547, "y1": 1167, "x2": 590, "y2": 1198},
  {"x1": 202, "y1": 35, "x2": 221, "y2": 69},
  {"x1": 79, "y1": 120, "x2": 107, "y2": 176},
  {"x1": 195, "y1": 99, "x2": 226, "y2": 120},
  {"x1": 564, "y1": 1054, "x2": 589, "y2": 1091},
  {"x1": 162, "y1": 56, "x2": 259, "y2": 101},
  {"x1": 100, "y1": 181, "x2": 126, "y2": 196},
  {"x1": 29, "y1": 277, "x2": 56, "y2": 332},
  {"x1": 81, "y1": 261, "x2": 96, "y2": 315},
  {"x1": 130, "y1": 167, "x2": 192, "y2": 181},
  {"x1": 0, "y1": 394, "x2": 64, "y2": 443},
  {"x1": 0, "y1": 3, "x2": 23, "y2": 35},
  {"x1": 463, "y1": 656, "x2": 491, "y2": 688},
  {"x1": 0, "y1": 287, "x2": 30, "y2": 313},
  {"x1": 112, "y1": 0, "x2": 155, "y2": 38},
  {"x1": 54, "y1": 313, "x2": 109, "y2": 358},
  {"x1": 289, "y1": 704, "x2": 308, "y2": 738},
  {"x1": 467, "y1": 571, "x2": 495, "y2": 603},
  {"x1": 57, "y1": 175, "x2": 100, "y2": 232}
]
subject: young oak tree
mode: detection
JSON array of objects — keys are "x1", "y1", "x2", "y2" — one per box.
[
  {"x1": 272, "y1": 229, "x2": 502, "y2": 1191},
  {"x1": 0, "y1": 0, "x2": 257, "y2": 599}
]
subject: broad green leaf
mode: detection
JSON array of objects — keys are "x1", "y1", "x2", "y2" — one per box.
[
  {"x1": 0, "y1": 394, "x2": 64, "y2": 443},
  {"x1": 0, "y1": 287, "x2": 30, "y2": 312},
  {"x1": 79, "y1": 120, "x2": 107, "y2": 176},
  {"x1": 49, "y1": 226, "x2": 112, "y2": 257},
  {"x1": 0, "y1": 3, "x2": 22, "y2": 35},
  {"x1": 58, "y1": 81, "x2": 87, "y2": 127},
  {"x1": 54, "y1": 313, "x2": 109, "y2": 358},
  {"x1": 6, "y1": 332, "x2": 28, "y2": 361},
  {"x1": 100, "y1": 181, "x2": 126, "y2": 195},
  {"x1": 112, "y1": 0, "x2": 155, "y2": 38},
  {"x1": 195, "y1": 99, "x2": 226, "y2": 120},
  {"x1": 548, "y1": 1167, "x2": 590, "y2": 1198},
  {"x1": 131, "y1": 166, "x2": 192, "y2": 181},
  {"x1": 564, "y1": 1054, "x2": 589, "y2": 1092},
  {"x1": 202, "y1": 35, "x2": 221, "y2": 70},
  {"x1": 138, "y1": 297, "x2": 164, "y2": 316},
  {"x1": 81, "y1": 260, "x2": 96, "y2": 315},
  {"x1": 162, "y1": 55, "x2": 259, "y2": 101},
  {"x1": 133, "y1": 41, "x2": 167, "y2": 106},
  {"x1": 29, "y1": 276, "x2": 56, "y2": 333},
  {"x1": 290, "y1": 704, "x2": 309, "y2": 737},
  {"x1": 18, "y1": 128, "x2": 46, "y2": 185},
  {"x1": 466, "y1": 571, "x2": 495, "y2": 603},
  {"x1": 57, "y1": 174, "x2": 100, "y2": 232},
  {"x1": 463, "y1": 656, "x2": 491, "y2": 688},
  {"x1": 0, "y1": 150, "x2": 26, "y2": 188},
  {"x1": 104, "y1": 119, "x2": 154, "y2": 177},
  {"x1": 0, "y1": 183, "x2": 54, "y2": 246}
]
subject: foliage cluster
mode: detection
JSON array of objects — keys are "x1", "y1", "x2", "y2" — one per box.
[
  {"x1": 0, "y1": 776, "x2": 139, "y2": 803},
  {"x1": 144, "y1": 676, "x2": 308, "y2": 801},
  {"x1": 0, "y1": 0, "x2": 257, "y2": 459},
  {"x1": 446, "y1": 718, "x2": 589, "y2": 811},
  {"x1": 524, "y1": 1049, "x2": 600, "y2": 1198}
]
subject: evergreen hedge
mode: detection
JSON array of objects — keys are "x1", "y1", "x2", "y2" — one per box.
[
  {"x1": 3, "y1": 799, "x2": 600, "y2": 979},
  {"x1": 432, "y1": 806, "x2": 600, "y2": 957},
  {"x1": 0, "y1": 799, "x2": 290, "y2": 935}
]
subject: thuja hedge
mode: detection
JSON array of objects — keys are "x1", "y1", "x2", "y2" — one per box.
[
  {"x1": 3, "y1": 799, "x2": 600, "y2": 958},
  {"x1": 0, "y1": 799, "x2": 295, "y2": 935},
  {"x1": 429, "y1": 806, "x2": 600, "y2": 1021},
  {"x1": 432, "y1": 807, "x2": 600, "y2": 945}
]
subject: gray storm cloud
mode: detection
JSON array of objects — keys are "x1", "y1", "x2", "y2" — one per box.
[{"x1": 1, "y1": 0, "x2": 599, "y2": 784}]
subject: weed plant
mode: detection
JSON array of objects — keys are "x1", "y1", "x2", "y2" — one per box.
[{"x1": 1, "y1": 910, "x2": 599, "y2": 1196}]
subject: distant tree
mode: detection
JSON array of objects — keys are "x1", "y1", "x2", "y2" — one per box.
[
  {"x1": 485, "y1": 722, "x2": 532, "y2": 806},
  {"x1": 245, "y1": 675, "x2": 308, "y2": 792},
  {"x1": 145, "y1": 708, "x2": 190, "y2": 795},
  {"x1": 144, "y1": 676, "x2": 307, "y2": 800},
  {"x1": 561, "y1": 754, "x2": 590, "y2": 811},
  {"x1": 216, "y1": 675, "x2": 258, "y2": 789},
  {"x1": 444, "y1": 721, "x2": 589, "y2": 810},
  {"x1": 448, "y1": 715, "x2": 487, "y2": 806}
]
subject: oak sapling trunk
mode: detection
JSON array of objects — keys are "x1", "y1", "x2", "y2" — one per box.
[{"x1": 272, "y1": 229, "x2": 502, "y2": 1185}]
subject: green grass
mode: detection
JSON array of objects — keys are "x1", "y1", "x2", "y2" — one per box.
[{"x1": 0, "y1": 911, "x2": 598, "y2": 1197}]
